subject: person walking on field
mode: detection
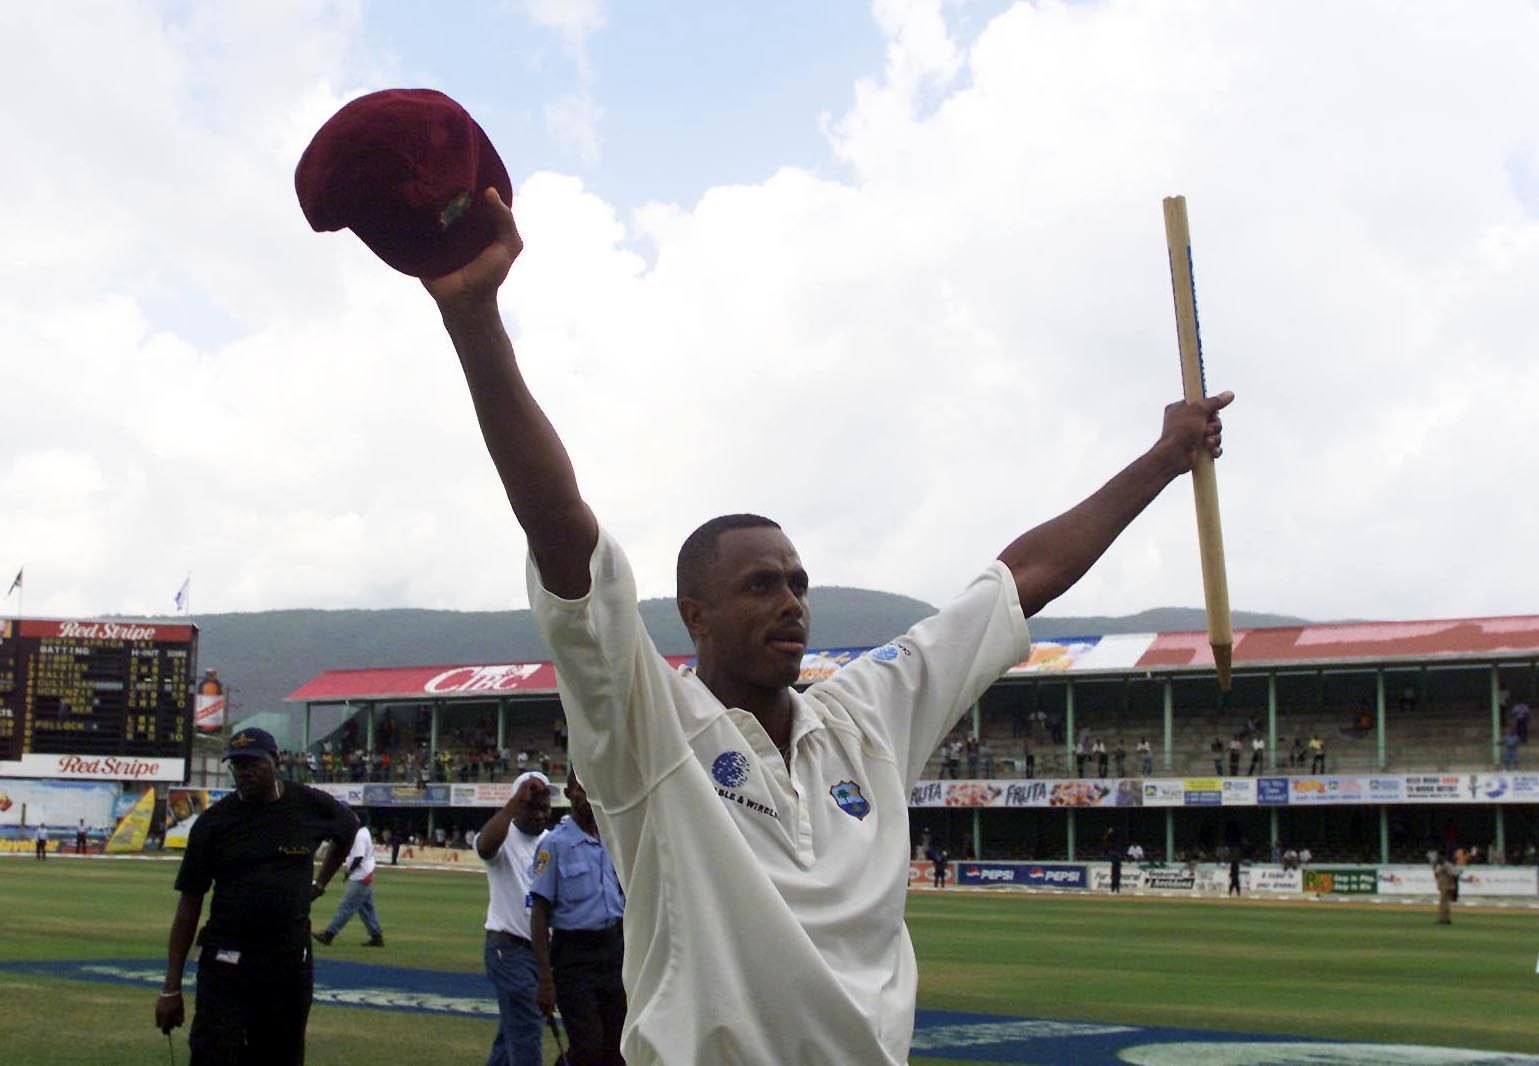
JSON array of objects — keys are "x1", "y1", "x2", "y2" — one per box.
[
  {"x1": 154, "y1": 728, "x2": 356, "y2": 1064},
  {"x1": 1434, "y1": 854, "x2": 1460, "y2": 924},
  {"x1": 531, "y1": 768, "x2": 626, "y2": 1066},
  {"x1": 927, "y1": 840, "x2": 948, "y2": 889},
  {"x1": 478, "y1": 771, "x2": 554, "y2": 1066},
  {"x1": 313, "y1": 817, "x2": 385, "y2": 947}
]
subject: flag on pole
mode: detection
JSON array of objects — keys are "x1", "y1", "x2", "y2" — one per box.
[
  {"x1": 173, "y1": 575, "x2": 190, "y2": 613},
  {"x1": 5, "y1": 569, "x2": 20, "y2": 598}
]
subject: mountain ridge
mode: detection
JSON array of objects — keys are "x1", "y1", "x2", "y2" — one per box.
[{"x1": 111, "y1": 592, "x2": 1307, "y2": 721}]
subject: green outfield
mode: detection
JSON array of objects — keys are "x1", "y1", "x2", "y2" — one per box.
[{"x1": 0, "y1": 858, "x2": 1534, "y2": 1065}]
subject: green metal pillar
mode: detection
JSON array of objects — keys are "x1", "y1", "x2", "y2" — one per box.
[
  {"x1": 1270, "y1": 808, "x2": 1279, "y2": 857},
  {"x1": 496, "y1": 699, "x2": 507, "y2": 750},
  {"x1": 1162, "y1": 679, "x2": 1174, "y2": 773},
  {"x1": 1266, "y1": 672, "x2": 1278, "y2": 770},
  {"x1": 1065, "y1": 680, "x2": 1076, "y2": 777},
  {"x1": 1495, "y1": 806, "x2": 1506, "y2": 860},
  {"x1": 1165, "y1": 809, "x2": 1175, "y2": 862},
  {"x1": 431, "y1": 702, "x2": 440, "y2": 759},
  {"x1": 1490, "y1": 665, "x2": 1502, "y2": 767},
  {"x1": 365, "y1": 703, "x2": 376, "y2": 753},
  {"x1": 1375, "y1": 670, "x2": 1387, "y2": 770},
  {"x1": 972, "y1": 809, "x2": 982, "y2": 861},
  {"x1": 1379, "y1": 807, "x2": 1389, "y2": 864},
  {"x1": 302, "y1": 706, "x2": 311, "y2": 751},
  {"x1": 1067, "y1": 808, "x2": 1076, "y2": 862}
]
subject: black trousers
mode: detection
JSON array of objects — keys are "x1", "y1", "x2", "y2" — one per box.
[
  {"x1": 552, "y1": 926, "x2": 626, "y2": 1066},
  {"x1": 189, "y1": 943, "x2": 312, "y2": 1066}
]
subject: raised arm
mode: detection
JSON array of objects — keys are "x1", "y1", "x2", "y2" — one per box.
[
  {"x1": 999, "y1": 392, "x2": 1233, "y2": 618},
  {"x1": 422, "y1": 188, "x2": 599, "y2": 599},
  {"x1": 476, "y1": 775, "x2": 547, "y2": 861}
]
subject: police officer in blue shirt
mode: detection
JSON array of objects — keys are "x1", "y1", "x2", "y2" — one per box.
[{"x1": 530, "y1": 766, "x2": 626, "y2": 1066}]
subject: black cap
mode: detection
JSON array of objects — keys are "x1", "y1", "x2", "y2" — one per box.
[{"x1": 222, "y1": 727, "x2": 278, "y2": 761}]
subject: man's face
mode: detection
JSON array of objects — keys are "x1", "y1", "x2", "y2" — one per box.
[
  {"x1": 683, "y1": 526, "x2": 810, "y2": 692},
  {"x1": 513, "y1": 782, "x2": 552, "y2": 836},
  {"x1": 228, "y1": 754, "x2": 277, "y2": 802}
]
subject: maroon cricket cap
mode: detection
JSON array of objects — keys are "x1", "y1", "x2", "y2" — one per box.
[{"x1": 295, "y1": 88, "x2": 511, "y2": 279}]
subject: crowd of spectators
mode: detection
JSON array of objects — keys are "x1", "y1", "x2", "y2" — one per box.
[{"x1": 273, "y1": 710, "x2": 571, "y2": 785}]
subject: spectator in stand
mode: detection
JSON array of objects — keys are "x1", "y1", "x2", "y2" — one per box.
[
  {"x1": 965, "y1": 736, "x2": 980, "y2": 778},
  {"x1": 516, "y1": 750, "x2": 530, "y2": 774},
  {"x1": 1227, "y1": 736, "x2": 1242, "y2": 776},
  {"x1": 1248, "y1": 735, "x2": 1265, "y2": 776},
  {"x1": 1298, "y1": 847, "x2": 1312, "y2": 866},
  {"x1": 1112, "y1": 740, "x2": 1126, "y2": 778},
  {"x1": 943, "y1": 737, "x2": 962, "y2": 779},
  {"x1": 1510, "y1": 699, "x2": 1530, "y2": 743},
  {"x1": 1308, "y1": 733, "x2": 1326, "y2": 774},
  {"x1": 1210, "y1": 737, "x2": 1225, "y2": 776},
  {"x1": 1021, "y1": 738, "x2": 1036, "y2": 779},
  {"x1": 1136, "y1": 737, "x2": 1153, "y2": 777},
  {"x1": 1075, "y1": 735, "x2": 1089, "y2": 777},
  {"x1": 75, "y1": 818, "x2": 89, "y2": 855},
  {"x1": 1289, "y1": 735, "x2": 1305, "y2": 768},
  {"x1": 1341, "y1": 705, "x2": 1372, "y2": 738},
  {"x1": 1127, "y1": 841, "x2": 1145, "y2": 863},
  {"x1": 1398, "y1": 686, "x2": 1417, "y2": 714},
  {"x1": 554, "y1": 715, "x2": 568, "y2": 752},
  {"x1": 979, "y1": 740, "x2": 995, "y2": 779},
  {"x1": 1281, "y1": 847, "x2": 1299, "y2": 871},
  {"x1": 1093, "y1": 737, "x2": 1108, "y2": 778},
  {"x1": 1502, "y1": 726, "x2": 1520, "y2": 769}
]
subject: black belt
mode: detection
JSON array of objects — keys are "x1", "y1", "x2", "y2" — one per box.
[
  {"x1": 487, "y1": 930, "x2": 532, "y2": 948},
  {"x1": 553, "y1": 921, "x2": 622, "y2": 946}
]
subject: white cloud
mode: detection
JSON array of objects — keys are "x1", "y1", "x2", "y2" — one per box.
[
  {"x1": 3, "y1": 0, "x2": 1538, "y2": 626},
  {"x1": 523, "y1": 0, "x2": 606, "y2": 58}
]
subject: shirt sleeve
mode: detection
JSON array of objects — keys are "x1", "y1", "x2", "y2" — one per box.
[
  {"x1": 308, "y1": 787, "x2": 358, "y2": 848},
  {"x1": 528, "y1": 836, "x2": 559, "y2": 905},
  {"x1": 527, "y1": 528, "x2": 692, "y2": 811},
  {"x1": 173, "y1": 811, "x2": 216, "y2": 896},
  {"x1": 812, "y1": 559, "x2": 1031, "y2": 787}
]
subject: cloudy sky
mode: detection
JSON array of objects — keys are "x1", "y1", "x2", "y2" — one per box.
[{"x1": 3, "y1": 0, "x2": 1536, "y2": 626}]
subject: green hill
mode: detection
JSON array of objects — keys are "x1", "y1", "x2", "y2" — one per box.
[{"x1": 136, "y1": 594, "x2": 1304, "y2": 723}]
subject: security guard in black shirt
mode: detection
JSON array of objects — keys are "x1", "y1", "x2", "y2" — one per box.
[{"x1": 154, "y1": 728, "x2": 357, "y2": 1064}]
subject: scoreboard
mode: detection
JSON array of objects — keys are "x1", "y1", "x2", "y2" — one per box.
[{"x1": 0, "y1": 619, "x2": 197, "y2": 780}]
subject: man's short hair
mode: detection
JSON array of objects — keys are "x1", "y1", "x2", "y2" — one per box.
[{"x1": 676, "y1": 514, "x2": 782, "y2": 600}]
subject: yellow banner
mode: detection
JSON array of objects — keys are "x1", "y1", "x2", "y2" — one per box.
[{"x1": 105, "y1": 788, "x2": 156, "y2": 854}]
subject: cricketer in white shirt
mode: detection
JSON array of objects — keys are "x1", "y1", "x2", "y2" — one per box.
[{"x1": 530, "y1": 530, "x2": 1030, "y2": 1065}]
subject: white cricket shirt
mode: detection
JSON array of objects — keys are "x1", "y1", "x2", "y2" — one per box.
[
  {"x1": 343, "y1": 826, "x2": 376, "y2": 882},
  {"x1": 483, "y1": 825, "x2": 546, "y2": 939},
  {"x1": 529, "y1": 529, "x2": 1030, "y2": 1065}
]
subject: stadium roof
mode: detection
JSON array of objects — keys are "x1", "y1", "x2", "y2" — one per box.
[{"x1": 287, "y1": 614, "x2": 1539, "y2": 704}]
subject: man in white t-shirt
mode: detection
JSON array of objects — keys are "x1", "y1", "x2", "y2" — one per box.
[
  {"x1": 475, "y1": 772, "x2": 553, "y2": 1066},
  {"x1": 313, "y1": 819, "x2": 384, "y2": 947},
  {"x1": 422, "y1": 189, "x2": 1231, "y2": 1066}
]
